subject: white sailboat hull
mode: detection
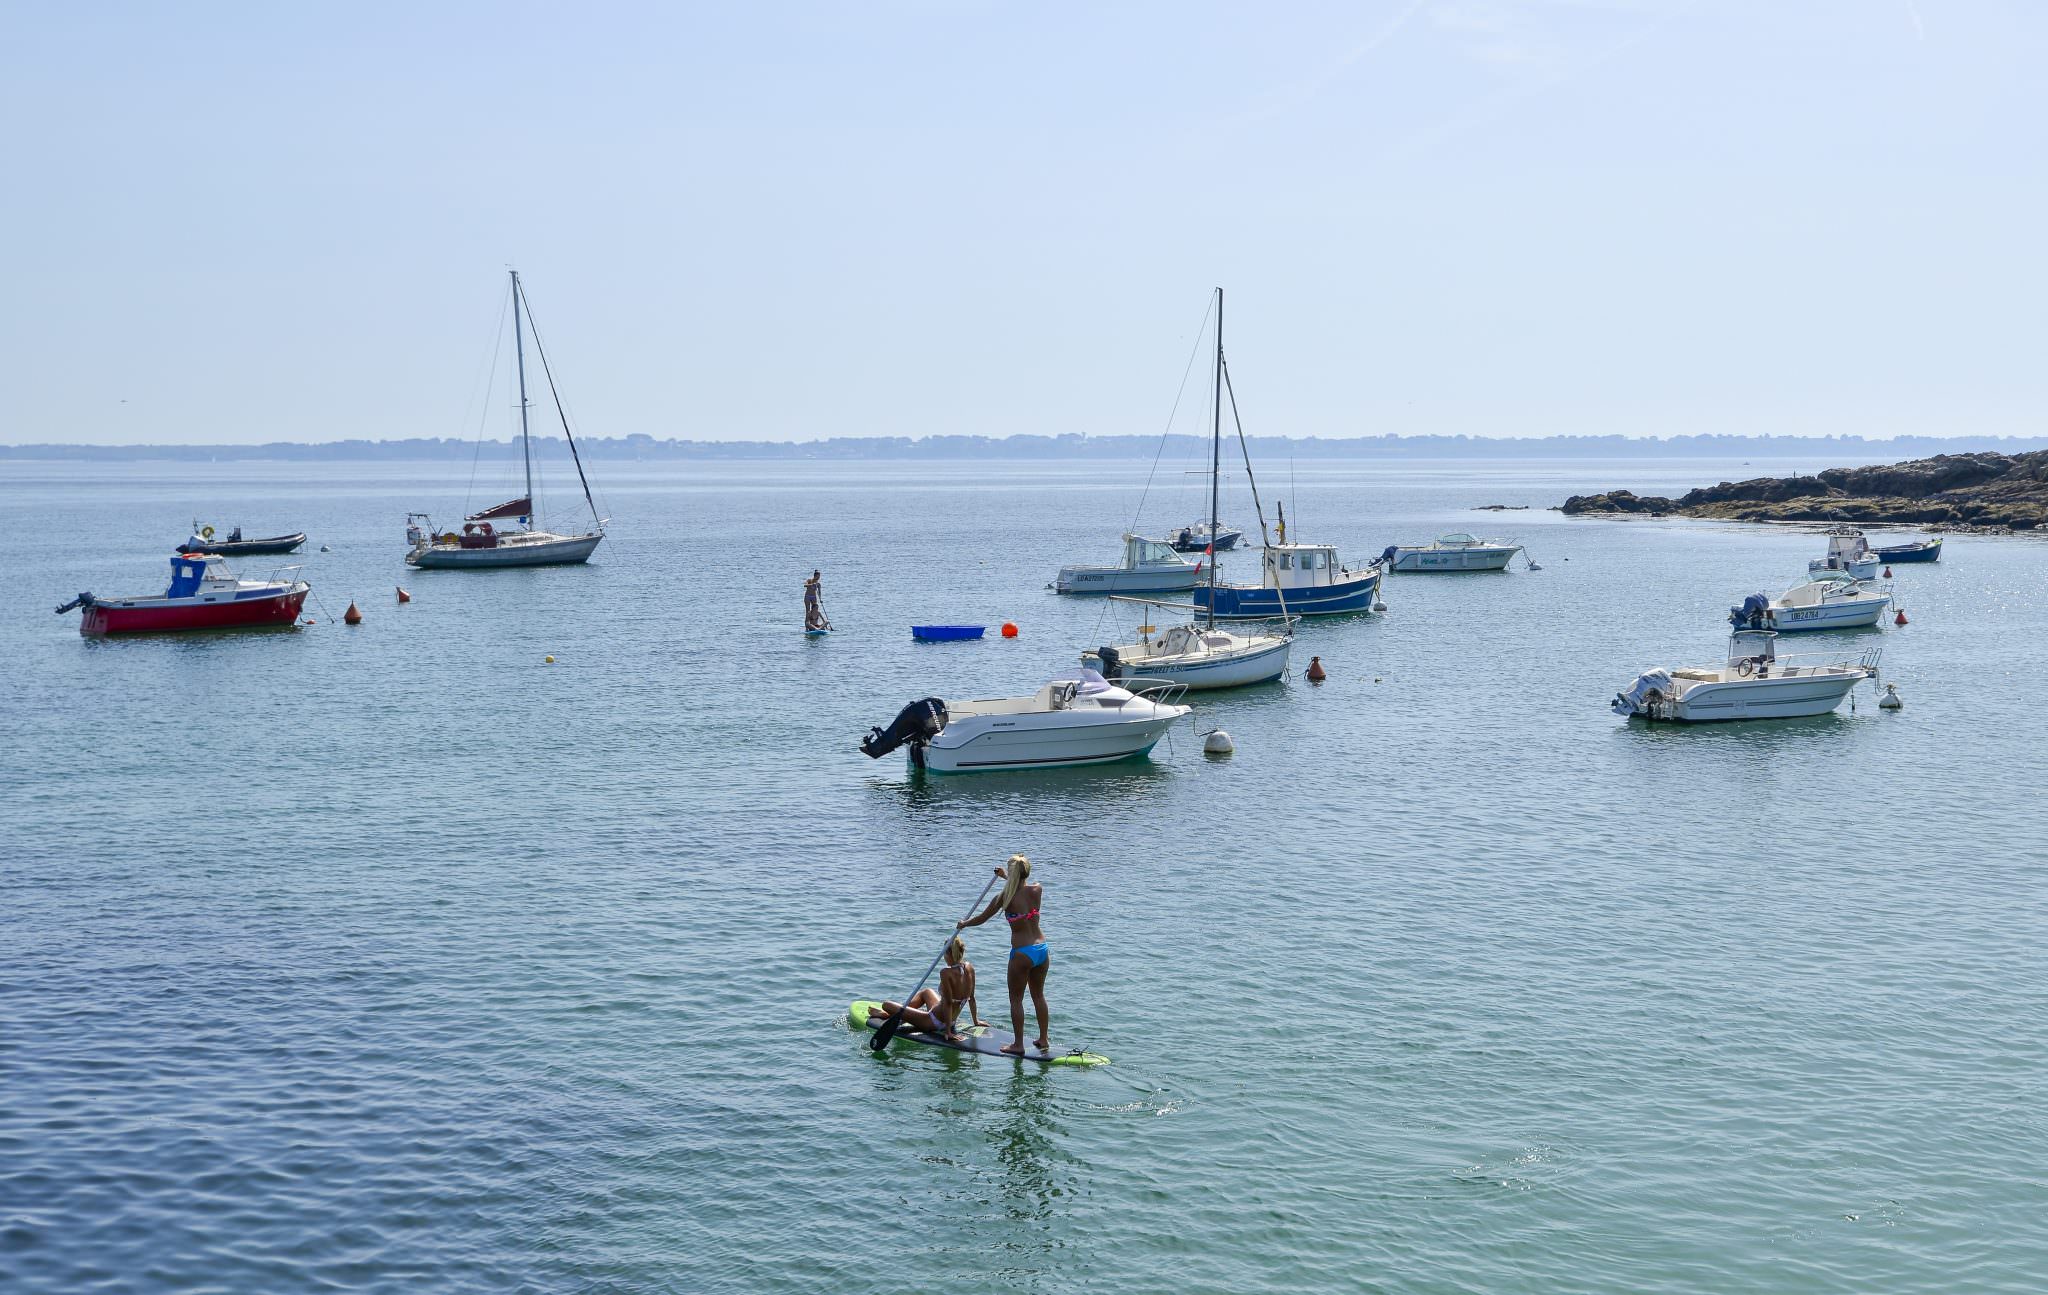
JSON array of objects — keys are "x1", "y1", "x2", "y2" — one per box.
[
  {"x1": 1085, "y1": 638, "x2": 1290, "y2": 690},
  {"x1": 407, "y1": 532, "x2": 604, "y2": 569}
]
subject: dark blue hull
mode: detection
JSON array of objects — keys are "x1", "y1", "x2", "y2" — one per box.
[
  {"x1": 1189, "y1": 570, "x2": 1381, "y2": 618},
  {"x1": 1871, "y1": 539, "x2": 1941, "y2": 563}
]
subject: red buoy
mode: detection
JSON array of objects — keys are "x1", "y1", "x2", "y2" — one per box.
[
  {"x1": 344, "y1": 601, "x2": 363, "y2": 625},
  {"x1": 1883, "y1": 566, "x2": 1893, "y2": 579},
  {"x1": 396, "y1": 586, "x2": 412, "y2": 603},
  {"x1": 1001, "y1": 621, "x2": 1019, "y2": 638},
  {"x1": 1894, "y1": 608, "x2": 1908, "y2": 626},
  {"x1": 1306, "y1": 655, "x2": 1327, "y2": 683}
]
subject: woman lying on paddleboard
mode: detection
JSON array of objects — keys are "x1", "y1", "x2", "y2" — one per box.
[
  {"x1": 874, "y1": 937, "x2": 983, "y2": 1042},
  {"x1": 959, "y1": 854, "x2": 1050, "y2": 1057}
]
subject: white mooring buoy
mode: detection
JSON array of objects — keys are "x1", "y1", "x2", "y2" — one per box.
[
  {"x1": 1879, "y1": 683, "x2": 1903, "y2": 710},
  {"x1": 1203, "y1": 730, "x2": 1235, "y2": 756}
]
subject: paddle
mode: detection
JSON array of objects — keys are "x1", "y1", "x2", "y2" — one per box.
[{"x1": 870, "y1": 874, "x2": 1000, "y2": 1051}]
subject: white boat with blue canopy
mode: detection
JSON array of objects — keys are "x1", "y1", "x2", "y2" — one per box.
[{"x1": 1054, "y1": 534, "x2": 1202, "y2": 595}]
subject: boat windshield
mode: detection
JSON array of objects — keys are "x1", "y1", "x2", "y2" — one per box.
[
  {"x1": 1439, "y1": 533, "x2": 1479, "y2": 545},
  {"x1": 1127, "y1": 536, "x2": 1183, "y2": 565}
]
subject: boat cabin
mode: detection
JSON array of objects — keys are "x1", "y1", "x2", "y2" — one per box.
[
  {"x1": 1121, "y1": 534, "x2": 1189, "y2": 571},
  {"x1": 167, "y1": 553, "x2": 228, "y2": 597},
  {"x1": 1261, "y1": 544, "x2": 1353, "y2": 589}
]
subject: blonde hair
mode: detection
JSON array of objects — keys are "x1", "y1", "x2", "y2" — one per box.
[
  {"x1": 1001, "y1": 854, "x2": 1032, "y2": 909},
  {"x1": 944, "y1": 936, "x2": 965, "y2": 964}
]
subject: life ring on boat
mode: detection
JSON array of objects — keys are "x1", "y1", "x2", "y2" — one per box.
[{"x1": 200, "y1": 525, "x2": 215, "y2": 539}]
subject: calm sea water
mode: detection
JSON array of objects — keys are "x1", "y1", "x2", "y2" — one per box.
[{"x1": 4, "y1": 453, "x2": 2045, "y2": 1293}]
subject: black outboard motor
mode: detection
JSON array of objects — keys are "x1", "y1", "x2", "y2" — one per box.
[
  {"x1": 861, "y1": 698, "x2": 947, "y2": 759},
  {"x1": 1379, "y1": 545, "x2": 1399, "y2": 566},
  {"x1": 1729, "y1": 593, "x2": 1770, "y2": 629},
  {"x1": 1094, "y1": 645, "x2": 1123, "y2": 681}
]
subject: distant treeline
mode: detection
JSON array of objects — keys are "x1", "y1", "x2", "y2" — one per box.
[{"x1": 5, "y1": 432, "x2": 2046, "y2": 462}]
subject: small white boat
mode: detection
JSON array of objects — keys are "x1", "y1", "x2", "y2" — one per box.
[
  {"x1": 860, "y1": 671, "x2": 1191, "y2": 773},
  {"x1": 1613, "y1": 630, "x2": 1879, "y2": 722},
  {"x1": 1083, "y1": 622, "x2": 1290, "y2": 691},
  {"x1": 1730, "y1": 572, "x2": 1890, "y2": 632},
  {"x1": 1054, "y1": 534, "x2": 1202, "y2": 595},
  {"x1": 1807, "y1": 527, "x2": 1879, "y2": 581},
  {"x1": 1381, "y1": 533, "x2": 1522, "y2": 572},
  {"x1": 1167, "y1": 521, "x2": 1243, "y2": 553}
]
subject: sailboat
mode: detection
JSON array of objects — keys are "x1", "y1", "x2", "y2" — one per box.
[
  {"x1": 1082, "y1": 289, "x2": 1292, "y2": 690},
  {"x1": 405, "y1": 271, "x2": 607, "y2": 569},
  {"x1": 1186, "y1": 289, "x2": 1383, "y2": 619}
]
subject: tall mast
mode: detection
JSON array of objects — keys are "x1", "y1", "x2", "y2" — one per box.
[
  {"x1": 511, "y1": 269, "x2": 533, "y2": 523},
  {"x1": 1207, "y1": 288, "x2": 1223, "y2": 630}
]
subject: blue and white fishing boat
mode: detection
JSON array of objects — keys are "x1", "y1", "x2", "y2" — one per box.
[{"x1": 1190, "y1": 542, "x2": 1381, "y2": 618}]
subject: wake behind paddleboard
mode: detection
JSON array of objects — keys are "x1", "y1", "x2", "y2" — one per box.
[{"x1": 850, "y1": 1000, "x2": 1108, "y2": 1067}]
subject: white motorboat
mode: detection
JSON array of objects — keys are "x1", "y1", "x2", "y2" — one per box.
[
  {"x1": 1381, "y1": 533, "x2": 1522, "y2": 572},
  {"x1": 406, "y1": 271, "x2": 607, "y2": 570},
  {"x1": 1613, "y1": 630, "x2": 1880, "y2": 722},
  {"x1": 1084, "y1": 620, "x2": 1291, "y2": 691},
  {"x1": 1730, "y1": 572, "x2": 1890, "y2": 632},
  {"x1": 1807, "y1": 527, "x2": 1880, "y2": 580},
  {"x1": 1167, "y1": 520, "x2": 1243, "y2": 553},
  {"x1": 859, "y1": 671, "x2": 1191, "y2": 773},
  {"x1": 1054, "y1": 534, "x2": 1202, "y2": 595}
]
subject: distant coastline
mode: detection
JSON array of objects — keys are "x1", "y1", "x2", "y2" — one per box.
[{"x1": 5, "y1": 432, "x2": 2047, "y2": 463}]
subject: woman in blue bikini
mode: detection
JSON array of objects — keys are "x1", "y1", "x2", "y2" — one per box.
[{"x1": 959, "y1": 854, "x2": 1050, "y2": 1056}]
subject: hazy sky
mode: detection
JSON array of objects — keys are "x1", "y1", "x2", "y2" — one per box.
[{"x1": 3, "y1": 2, "x2": 2042, "y2": 445}]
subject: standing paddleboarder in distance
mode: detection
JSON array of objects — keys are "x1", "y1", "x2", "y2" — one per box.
[
  {"x1": 959, "y1": 854, "x2": 1050, "y2": 1057},
  {"x1": 803, "y1": 569, "x2": 829, "y2": 631}
]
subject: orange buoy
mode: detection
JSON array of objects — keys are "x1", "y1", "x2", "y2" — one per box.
[
  {"x1": 344, "y1": 601, "x2": 363, "y2": 625},
  {"x1": 1001, "y1": 622, "x2": 1019, "y2": 638},
  {"x1": 1895, "y1": 608, "x2": 1907, "y2": 626},
  {"x1": 302, "y1": 619, "x2": 316, "y2": 625},
  {"x1": 1306, "y1": 655, "x2": 1327, "y2": 683},
  {"x1": 396, "y1": 586, "x2": 411, "y2": 603}
]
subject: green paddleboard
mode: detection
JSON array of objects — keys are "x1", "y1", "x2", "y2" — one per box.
[{"x1": 850, "y1": 1000, "x2": 1109, "y2": 1067}]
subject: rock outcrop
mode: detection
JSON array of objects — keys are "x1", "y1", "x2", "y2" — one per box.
[{"x1": 1560, "y1": 450, "x2": 2048, "y2": 530}]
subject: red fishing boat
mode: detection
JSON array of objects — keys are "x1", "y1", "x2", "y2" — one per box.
[{"x1": 55, "y1": 553, "x2": 310, "y2": 636}]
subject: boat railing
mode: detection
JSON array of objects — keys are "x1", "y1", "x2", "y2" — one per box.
[
  {"x1": 1121, "y1": 677, "x2": 1191, "y2": 709},
  {"x1": 1742, "y1": 645, "x2": 1883, "y2": 677}
]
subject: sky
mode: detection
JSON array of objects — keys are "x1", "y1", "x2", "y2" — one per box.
[{"x1": 1, "y1": 1, "x2": 2042, "y2": 446}]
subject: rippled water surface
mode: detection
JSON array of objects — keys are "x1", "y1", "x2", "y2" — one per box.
[{"x1": 5, "y1": 454, "x2": 2046, "y2": 1293}]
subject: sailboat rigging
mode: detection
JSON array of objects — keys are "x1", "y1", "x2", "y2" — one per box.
[
  {"x1": 1083, "y1": 289, "x2": 1293, "y2": 691},
  {"x1": 405, "y1": 271, "x2": 608, "y2": 569}
]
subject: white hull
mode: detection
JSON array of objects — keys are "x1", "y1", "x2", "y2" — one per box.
[
  {"x1": 922, "y1": 711, "x2": 1185, "y2": 772},
  {"x1": 407, "y1": 532, "x2": 603, "y2": 568},
  {"x1": 1389, "y1": 547, "x2": 1517, "y2": 572},
  {"x1": 1054, "y1": 566, "x2": 1202, "y2": 595},
  {"x1": 1758, "y1": 600, "x2": 1887, "y2": 632},
  {"x1": 1650, "y1": 673, "x2": 1869, "y2": 721},
  {"x1": 1085, "y1": 638, "x2": 1290, "y2": 690}
]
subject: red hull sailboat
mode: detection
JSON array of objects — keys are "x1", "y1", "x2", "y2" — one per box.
[{"x1": 56, "y1": 553, "x2": 310, "y2": 636}]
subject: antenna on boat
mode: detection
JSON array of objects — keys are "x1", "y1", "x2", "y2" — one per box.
[{"x1": 510, "y1": 269, "x2": 533, "y2": 524}]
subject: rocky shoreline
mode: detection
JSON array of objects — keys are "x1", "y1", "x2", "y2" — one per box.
[{"x1": 1559, "y1": 450, "x2": 2048, "y2": 530}]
